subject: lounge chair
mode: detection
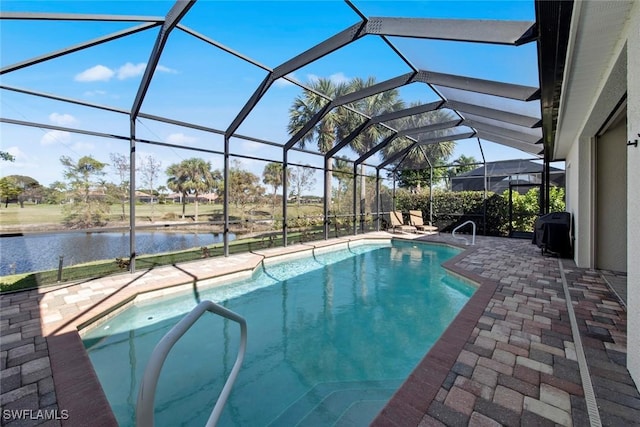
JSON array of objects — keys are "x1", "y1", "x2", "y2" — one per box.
[
  {"x1": 389, "y1": 211, "x2": 417, "y2": 233},
  {"x1": 409, "y1": 210, "x2": 438, "y2": 233}
]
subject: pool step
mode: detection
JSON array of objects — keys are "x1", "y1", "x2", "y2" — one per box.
[{"x1": 268, "y1": 379, "x2": 401, "y2": 426}]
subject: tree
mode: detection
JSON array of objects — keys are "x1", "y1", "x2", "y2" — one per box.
[
  {"x1": 444, "y1": 154, "x2": 478, "y2": 190},
  {"x1": 45, "y1": 181, "x2": 67, "y2": 204},
  {"x1": 288, "y1": 78, "x2": 352, "y2": 206},
  {"x1": 451, "y1": 154, "x2": 477, "y2": 175},
  {"x1": 332, "y1": 157, "x2": 353, "y2": 213},
  {"x1": 109, "y1": 153, "x2": 130, "y2": 220},
  {"x1": 60, "y1": 155, "x2": 110, "y2": 228},
  {"x1": 348, "y1": 77, "x2": 404, "y2": 213},
  {"x1": 166, "y1": 158, "x2": 217, "y2": 221},
  {"x1": 229, "y1": 160, "x2": 263, "y2": 218},
  {"x1": 0, "y1": 176, "x2": 20, "y2": 207},
  {"x1": 157, "y1": 185, "x2": 169, "y2": 204},
  {"x1": 139, "y1": 155, "x2": 162, "y2": 221},
  {"x1": 290, "y1": 165, "x2": 317, "y2": 208},
  {"x1": 262, "y1": 162, "x2": 289, "y2": 215},
  {"x1": 382, "y1": 107, "x2": 457, "y2": 190},
  {"x1": 0, "y1": 175, "x2": 41, "y2": 207}
]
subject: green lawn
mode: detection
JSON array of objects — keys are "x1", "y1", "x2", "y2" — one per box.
[{"x1": 0, "y1": 202, "x2": 325, "y2": 229}]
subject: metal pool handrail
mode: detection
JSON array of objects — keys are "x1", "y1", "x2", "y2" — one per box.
[
  {"x1": 452, "y1": 220, "x2": 476, "y2": 246},
  {"x1": 136, "y1": 300, "x2": 247, "y2": 427}
]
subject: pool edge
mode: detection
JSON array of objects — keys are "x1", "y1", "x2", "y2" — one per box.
[
  {"x1": 371, "y1": 246, "x2": 497, "y2": 426},
  {"x1": 45, "y1": 234, "x2": 394, "y2": 425}
]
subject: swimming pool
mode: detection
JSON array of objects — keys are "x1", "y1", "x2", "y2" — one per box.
[{"x1": 83, "y1": 240, "x2": 475, "y2": 426}]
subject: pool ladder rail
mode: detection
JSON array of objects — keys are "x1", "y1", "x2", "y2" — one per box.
[
  {"x1": 452, "y1": 220, "x2": 476, "y2": 246},
  {"x1": 136, "y1": 300, "x2": 247, "y2": 427}
]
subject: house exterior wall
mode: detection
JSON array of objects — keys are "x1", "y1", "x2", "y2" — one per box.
[
  {"x1": 595, "y1": 117, "x2": 627, "y2": 272},
  {"x1": 565, "y1": 141, "x2": 582, "y2": 262},
  {"x1": 626, "y1": 0, "x2": 640, "y2": 392},
  {"x1": 561, "y1": 1, "x2": 639, "y2": 388}
]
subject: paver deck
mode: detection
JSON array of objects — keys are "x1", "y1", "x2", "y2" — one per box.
[{"x1": 1, "y1": 233, "x2": 638, "y2": 426}]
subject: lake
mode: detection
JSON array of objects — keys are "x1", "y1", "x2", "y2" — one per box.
[{"x1": 0, "y1": 231, "x2": 235, "y2": 276}]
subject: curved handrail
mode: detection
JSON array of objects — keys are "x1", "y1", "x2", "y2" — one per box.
[
  {"x1": 452, "y1": 220, "x2": 476, "y2": 246},
  {"x1": 137, "y1": 300, "x2": 247, "y2": 427}
]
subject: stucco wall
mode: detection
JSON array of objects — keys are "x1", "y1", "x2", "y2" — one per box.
[
  {"x1": 565, "y1": 141, "x2": 584, "y2": 264},
  {"x1": 596, "y1": 117, "x2": 627, "y2": 272},
  {"x1": 626, "y1": 0, "x2": 640, "y2": 392}
]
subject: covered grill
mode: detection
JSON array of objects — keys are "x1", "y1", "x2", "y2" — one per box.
[{"x1": 532, "y1": 212, "x2": 572, "y2": 257}]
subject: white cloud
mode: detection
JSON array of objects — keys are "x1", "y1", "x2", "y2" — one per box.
[
  {"x1": 72, "y1": 141, "x2": 95, "y2": 151},
  {"x1": 306, "y1": 72, "x2": 350, "y2": 86},
  {"x1": 74, "y1": 65, "x2": 114, "y2": 82},
  {"x1": 157, "y1": 64, "x2": 178, "y2": 74},
  {"x1": 40, "y1": 130, "x2": 71, "y2": 146},
  {"x1": 117, "y1": 62, "x2": 146, "y2": 80},
  {"x1": 83, "y1": 90, "x2": 107, "y2": 97},
  {"x1": 49, "y1": 113, "x2": 78, "y2": 126},
  {"x1": 166, "y1": 133, "x2": 198, "y2": 145},
  {"x1": 274, "y1": 72, "x2": 298, "y2": 88},
  {"x1": 4, "y1": 146, "x2": 26, "y2": 160},
  {"x1": 241, "y1": 140, "x2": 262, "y2": 152},
  {"x1": 75, "y1": 63, "x2": 177, "y2": 84}
]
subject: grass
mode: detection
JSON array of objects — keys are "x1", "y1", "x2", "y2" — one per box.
[{"x1": 0, "y1": 202, "x2": 326, "y2": 229}]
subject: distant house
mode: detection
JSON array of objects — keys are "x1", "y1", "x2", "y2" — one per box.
[
  {"x1": 135, "y1": 191, "x2": 155, "y2": 203},
  {"x1": 165, "y1": 192, "x2": 218, "y2": 203},
  {"x1": 450, "y1": 160, "x2": 565, "y2": 194}
]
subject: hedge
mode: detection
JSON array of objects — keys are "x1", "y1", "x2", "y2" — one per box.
[
  {"x1": 396, "y1": 188, "x2": 565, "y2": 236},
  {"x1": 396, "y1": 190, "x2": 509, "y2": 236}
]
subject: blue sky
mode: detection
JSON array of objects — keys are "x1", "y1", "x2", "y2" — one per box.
[{"x1": 0, "y1": 0, "x2": 540, "y2": 193}]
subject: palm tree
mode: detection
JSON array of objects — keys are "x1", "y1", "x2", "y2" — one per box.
[
  {"x1": 166, "y1": 162, "x2": 189, "y2": 219},
  {"x1": 382, "y1": 106, "x2": 456, "y2": 189},
  {"x1": 332, "y1": 156, "x2": 353, "y2": 213},
  {"x1": 262, "y1": 162, "x2": 289, "y2": 215},
  {"x1": 287, "y1": 78, "x2": 353, "y2": 207},
  {"x1": 183, "y1": 158, "x2": 217, "y2": 222},
  {"x1": 166, "y1": 158, "x2": 217, "y2": 221},
  {"x1": 452, "y1": 154, "x2": 478, "y2": 175},
  {"x1": 348, "y1": 77, "x2": 404, "y2": 213}
]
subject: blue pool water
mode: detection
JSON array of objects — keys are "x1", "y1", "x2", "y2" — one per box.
[{"x1": 83, "y1": 241, "x2": 475, "y2": 426}]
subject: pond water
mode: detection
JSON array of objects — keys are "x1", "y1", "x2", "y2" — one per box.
[{"x1": 0, "y1": 231, "x2": 235, "y2": 276}]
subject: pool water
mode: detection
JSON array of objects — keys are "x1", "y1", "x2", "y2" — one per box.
[{"x1": 83, "y1": 241, "x2": 475, "y2": 426}]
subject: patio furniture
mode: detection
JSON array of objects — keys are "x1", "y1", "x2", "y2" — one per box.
[
  {"x1": 409, "y1": 210, "x2": 439, "y2": 233},
  {"x1": 390, "y1": 211, "x2": 417, "y2": 233}
]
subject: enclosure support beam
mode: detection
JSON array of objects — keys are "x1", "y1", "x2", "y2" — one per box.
[
  {"x1": 352, "y1": 164, "x2": 358, "y2": 236},
  {"x1": 542, "y1": 150, "x2": 550, "y2": 214},
  {"x1": 223, "y1": 136, "x2": 230, "y2": 256},
  {"x1": 0, "y1": 22, "x2": 159, "y2": 75},
  {"x1": 131, "y1": 0, "x2": 195, "y2": 119},
  {"x1": 392, "y1": 174, "x2": 397, "y2": 213},
  {"x1": 323, "y1": 156, "x2": 330, "y2": 240},
  {"x1": 375, "y1": 169, "x2": 381, "y2": 232},
  {"x1": 379, "y1": 131, "x2": 475, "y2": 169},
  {"x1": 478, "y1": 138, "x2": 488, "y2": 235},
  {"x1": 129, "y1": 120, "x2": 137, "y2": 273},
  {"x1": 418, "y1": 147, "x2": 434, "y2": 226},
  {"x1": 283, "y1": 150, "x2": 289, "y2": 247}
]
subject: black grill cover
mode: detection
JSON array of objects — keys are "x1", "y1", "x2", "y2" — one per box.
[{"x1": 532, "y1": 212, "x2": 572, "y2": 257}]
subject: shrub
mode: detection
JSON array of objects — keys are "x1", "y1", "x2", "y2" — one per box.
[{"x1": 395, "y1": 187, "x2": 565, "y2": 236}]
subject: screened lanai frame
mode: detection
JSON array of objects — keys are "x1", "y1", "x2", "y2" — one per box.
[{"x1": 0, "y1": 0, "x2": 556, "y2": 274}]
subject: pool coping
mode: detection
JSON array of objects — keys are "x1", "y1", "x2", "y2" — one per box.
[
  {"x1": 5, "y1": 233, "x2": 636, "y2": 426},
  {"x1": 371, "y1": 245, "x2": 495, "y2": 425},
  {"x1": 43, "y1": 233, "x2": 441, "y2": 426}
]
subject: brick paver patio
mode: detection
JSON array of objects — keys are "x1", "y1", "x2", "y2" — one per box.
[{"x1": 1, "y1": 233, "x2": 638, "y2": 426}]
